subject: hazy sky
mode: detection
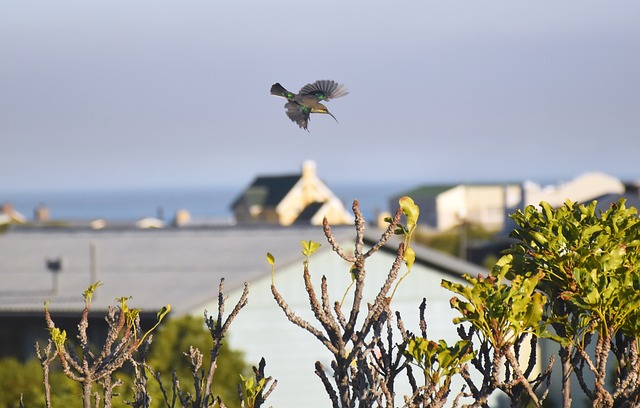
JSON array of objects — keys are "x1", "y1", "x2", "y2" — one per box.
[{"x1": 2, "y1": 1, "x2": 639, "y2": 192}]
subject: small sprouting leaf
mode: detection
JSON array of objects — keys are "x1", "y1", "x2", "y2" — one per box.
[
  {"x1": 404, "y1": 246, "x2": 416, "y2": 271},
  {"x1": 301, "y1": 240, "x2": 321, "y2": 258},
  {"x1": 268, "y1": 253, "x2": 276, "y2": 284},
  {"x1": 125, "y1": 307, "x2": 141, "y2": 329},
  {"x1": 48, "y1": 327, "x2": 67, "y2": 351},
  {"x1": 116, "y1": 296, "x2": 132, "y2": 312},
  {"x1": 394, "y1": 225, "x2": 409, "y2": 236},
  {"x1": 83, "y1": 281, "x2": 103, "y2": 303},
  {"x1": 157, "y1": 304, "x2": 171, "y2": 322},
  {"x1": 138, "y1": 304, "x2": 171, "y2": 348},
  {"x1": 266, "y1": 252, "x2": 275, "y2": 266}
]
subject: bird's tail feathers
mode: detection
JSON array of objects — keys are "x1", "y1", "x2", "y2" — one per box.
[{"x1": 270, "y1": 83, "x2": 291, "y2": 98}]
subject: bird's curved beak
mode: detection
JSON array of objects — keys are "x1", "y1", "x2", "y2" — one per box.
[{"x1": 327, "y1": 111, "x2": 338, "y2": 123}]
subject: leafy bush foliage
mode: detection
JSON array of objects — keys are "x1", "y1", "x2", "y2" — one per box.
[
  {"x1": 500, "y1": 199, "x2": 640, "y2": 407},
  {"x1": 0, "y1": 357, "x2": 79, "y2": 407}
]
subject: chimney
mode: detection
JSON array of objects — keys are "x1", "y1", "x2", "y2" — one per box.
[
  {"x1": 35, "y1": 204, "x2": 50, "y2": 222},
  {"x1": 302, "y1": 160, "x2": 317, "y2": 180}
]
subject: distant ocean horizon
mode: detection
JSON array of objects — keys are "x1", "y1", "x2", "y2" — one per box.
[{"x1": 1, "y1": 184, "x2": 411, "y2": 223}]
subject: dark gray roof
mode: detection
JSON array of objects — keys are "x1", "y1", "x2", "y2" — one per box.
[
  {"x1": 294, "y1": 202, "x2": 325, "y2": 223},
  {"x1": 397, "y1": 185, "x2": 458, "y2": 200},
  {"x1": 0, "y1": 226, "x2": 345, "y2": 315},
  {"x1": 363, "y1": 233, "x2": 486, "y2": 281},
  {"x1": 0, "y1": 226, "x2": 485, "y2": 316},
  {"x1": 231, "y1": 175, "x2": 301, "y2": 209}
]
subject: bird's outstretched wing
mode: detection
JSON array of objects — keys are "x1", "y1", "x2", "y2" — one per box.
[
  {"x1": 285, "y1": 102, "x2": 311, "y2": 131},
  {"x1": 298, "y1": 80, "x2": 348, "y2": 101}
]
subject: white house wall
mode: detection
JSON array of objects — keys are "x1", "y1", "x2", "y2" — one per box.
[
  {"x1": 437, "y1": 185, "x2": 467, "y2": 231},
  {"x1": 436, "y1": 185, "x2": 520, "y2": 231},
  {"x1": 465, "y1": 186, "x2": 512, "y2": 230}
]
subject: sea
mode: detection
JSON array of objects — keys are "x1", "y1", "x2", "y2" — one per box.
[{"x1": 0, "y1": 184, "x2": 411, "y2": 224}]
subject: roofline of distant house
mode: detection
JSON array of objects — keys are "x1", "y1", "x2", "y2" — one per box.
[
  {"x1": 0, "y1": 309, "x2": 160, "y2": 319},
  {"x1": 363, "y1": 232, "x2": 486, "y2": 281}
]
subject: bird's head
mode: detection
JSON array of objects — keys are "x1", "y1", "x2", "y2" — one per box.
[{"x1": 311, "y1": 103, "x2": 338, "y2": 122}]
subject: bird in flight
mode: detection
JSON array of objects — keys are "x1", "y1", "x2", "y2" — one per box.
[{"x1": 270, "y1": 80, "x2": 348, "y2": 131}]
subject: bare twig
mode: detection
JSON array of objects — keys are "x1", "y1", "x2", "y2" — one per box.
[
  {"x1": 203, "y1": 279, "x2": 250, "y2": 404},
  {"x1": 35, "y1": 341, "x2": 56, "y2": 408}
]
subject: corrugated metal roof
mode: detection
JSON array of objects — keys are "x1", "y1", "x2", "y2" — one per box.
[{"x1": 0, "y1": 226, "x2": 484, "y2": 315}]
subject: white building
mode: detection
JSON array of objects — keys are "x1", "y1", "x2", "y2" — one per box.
[
  {"x1": 522, "y1": 172, "x2": 625, "y2": 208},
  {"x1": 396, "y1": 172, "x2": 627, "y2": 233},
  {"x1": 436, "y1": 184, "x2": 522, "y2": 231},
  {"x1": 395, "y1": 183, "x2": 521, "y2": 232}
]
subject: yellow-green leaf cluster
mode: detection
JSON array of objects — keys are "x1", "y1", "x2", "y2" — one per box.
[
  {"x1": 239, "y1": 374, "x2": 266, "y2": 408},
  {"x1": 301, "y1": 240, "x2": 321, "y2": 259},
  {"x1": 48, "y1": 327, "x2": 67, "y2": 352},
  {"x1": 405, "y1": 337, "x2": 473, "y2": 388},
  {"x1": 83, "y1": 281, "x2": 102, "y2": 304},
  {"x1": 442, "y1": 266, "x2": 557, "y2": 348}
]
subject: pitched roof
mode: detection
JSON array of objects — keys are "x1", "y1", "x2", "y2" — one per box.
[
  {"x1": 363, "y1": 233, "x2": 486, "y2": 281},
  {"x1": 231, "y1": 175, "x2": 301, "y2": 209},
  {"x1": 399, "y1": 185, "x2": 458, "y2": 199},
  {"x1": 294, "y1": 202, "x2": 325, "y2": 223},
  {"x1": 0, "y1": 226, "x2": 485, "y2": 316}
]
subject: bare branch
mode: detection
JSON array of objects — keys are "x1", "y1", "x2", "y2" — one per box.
[
  {"x1": 204, "y1": 279, "x2": 251, "y2": 404},
  {"x1": 363, "y1": 206, "x2": 403, "y2": 259},
  {"x1": 323, "y1": 217, "x2": 356, "y2": 263},
  {"x1": 272, "y1": 280, "x2": 337, "y2": 353},
  {"x1": 503, "y1": 346, "x2": 541, "y2": 407},
  {"x1": 315, "y1": 361, "x2": 340, "y2": 408}
]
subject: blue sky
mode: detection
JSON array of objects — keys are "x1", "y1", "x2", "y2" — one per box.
[{"x1": 2, "y1": 1, "x2": 639, "y2": 192}]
